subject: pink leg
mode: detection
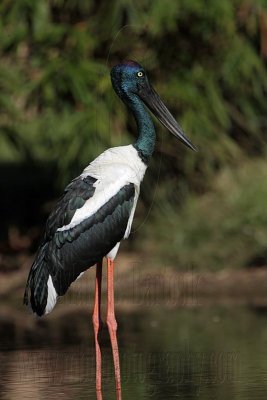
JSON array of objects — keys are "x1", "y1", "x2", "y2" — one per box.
[
  {"x1": 92, "y1": 260, "x2": 103, "y2": 400},
  {"x1": 107, "y1": 258, "x2": 122, "y2": 400}
]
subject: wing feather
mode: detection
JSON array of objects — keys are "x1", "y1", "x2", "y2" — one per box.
[
  {"x1": 43, "y1": 175, "x2": 97, "y2": 242},
  {"x1": 49, "y1": 183, "x2": 135, "y2": 295}
]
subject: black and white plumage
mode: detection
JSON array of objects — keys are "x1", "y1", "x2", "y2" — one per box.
[
  {"x1": 24, "y1": 145, "x2": 146, "y2": 316},
  {"x1": 24, "y1": 60, "x2": 196, "y2": 318}
]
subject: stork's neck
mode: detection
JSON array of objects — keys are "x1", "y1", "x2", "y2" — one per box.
[{"x1": 127, "y1": 94, "x2": 156, "y2": 164}]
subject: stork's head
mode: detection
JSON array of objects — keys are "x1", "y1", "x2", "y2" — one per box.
[
  {"x1": 111, "y1": 60, "x2": 197, "y2": 151},
  {"x1": 111, "y1": 60, "x2": 148, "y2": 99}
]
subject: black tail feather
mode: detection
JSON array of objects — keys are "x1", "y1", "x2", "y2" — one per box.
[{"x1": 23, "y1": 245, "x2": 49, "y2": 316}]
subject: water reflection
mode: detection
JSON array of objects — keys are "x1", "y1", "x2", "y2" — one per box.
[
  {"x1": 1, "y1": 306, "x2": 267, "y2": 399},
  {"x1": 1, "y1": 348, "x2": 238, "y2": 400}
]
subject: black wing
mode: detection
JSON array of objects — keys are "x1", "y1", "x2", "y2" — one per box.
[
  {"x1": 24, "y1": 175, "x2": 97, "y2": 314},
  {"x1": 24, "y1": 180, "x2": 135, "y2": 315},
  {"x1": 49, "y1": 183, "x2": 135, "y2": 295},
  {"x1": 43, "y1": 175, "x2": 97, "y2": 242}
]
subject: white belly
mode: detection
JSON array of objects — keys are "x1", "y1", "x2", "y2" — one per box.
[{"x1": 106, "y1": 242, "x2": 121, "y2": 260}]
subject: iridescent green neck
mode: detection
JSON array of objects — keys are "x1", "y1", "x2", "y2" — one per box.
[{"x1": 128, "y1": 94, "x2": 156, "y2": 163}]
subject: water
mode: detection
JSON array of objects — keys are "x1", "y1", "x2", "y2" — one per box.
[{"x1": 1, "y1": 305, "x2": 267, "y2": 399}]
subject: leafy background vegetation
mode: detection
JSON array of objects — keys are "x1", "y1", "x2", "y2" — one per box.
[{"x1": 1, "y1": 0, "x2": 267, "y2": 270}]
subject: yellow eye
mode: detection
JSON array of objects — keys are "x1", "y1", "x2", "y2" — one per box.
[{"x1": 137, "y1": 71, "x2": 144, "y2": 77}]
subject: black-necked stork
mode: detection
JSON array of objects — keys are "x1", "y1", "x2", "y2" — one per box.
[{"x1": 24, "y1": 60, "x2": 196, "y2": 399}]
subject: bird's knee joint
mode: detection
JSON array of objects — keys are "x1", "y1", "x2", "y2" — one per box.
[
  {"x1": 107, "y1": 316, "x2": 117, "y2": 332},
  {"x1": 92, "y1": 315, "x2": 100, "y2": 329}
]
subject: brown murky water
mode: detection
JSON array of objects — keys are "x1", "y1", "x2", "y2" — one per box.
[{"x1": 1, "y1": 304, "x2": 267, "y2": 399}]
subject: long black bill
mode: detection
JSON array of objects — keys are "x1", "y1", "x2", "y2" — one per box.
[{"x1": 138, "y1": 84, "x2": 197, "y2": 151}]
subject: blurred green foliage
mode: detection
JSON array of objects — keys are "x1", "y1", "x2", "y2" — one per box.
[
  {"x1": 145, "y1": 159, "x2": 267, "y2": 270},
  {"x1": 1, "y1": 0, "x2": 267, "y2": 269}
]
